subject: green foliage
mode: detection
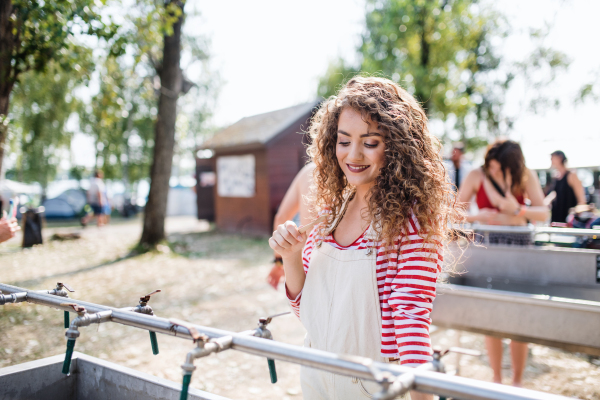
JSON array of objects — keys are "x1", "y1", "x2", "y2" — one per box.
[
  {"x1": 78, "y1": 0, "x2": 218, "y2": 185},
  {"x1": 318, "y1": 0, "x2": 570, "y2": 147},
  {"x1": 575, "y1": 68, "x2": 600, "y2": 105},
  {"x1": 3, "y1": 0, "x2": 217, "y2": 191},
  {"x1": 7, "y1": 60, "x2": 91, "y2": 190},
  {"x1": 3, "y1": 0, "x2": 119, "y2": 85},
  {"x1": 69, "y1": 166, "x2": 88, "y2": 181},
  {"x1": 78, "y1": 56, "x2": 157, "y2": 183}
]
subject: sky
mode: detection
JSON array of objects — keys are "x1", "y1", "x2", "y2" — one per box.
[
  {"x1": 184, "y1": 0, "x2": 365, "y2": 127},
  {"x1": 70, "y1": 0, "x2": 600, "y2": 172},
  {"x1": 185, "y1": 0, "x2": 600, "y2": 169}
]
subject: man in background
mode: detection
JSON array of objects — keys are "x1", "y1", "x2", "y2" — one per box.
[
  {"x1": 81, "y1": 170, "x2": 106, "y2": 227},
  {"x1": 446, "y1": 142, "x2": 471, "y2": 191}
]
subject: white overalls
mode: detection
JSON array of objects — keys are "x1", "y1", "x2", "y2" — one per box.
[{"x1": 299, "y1": 205, "x2": 409, "y2": 400}]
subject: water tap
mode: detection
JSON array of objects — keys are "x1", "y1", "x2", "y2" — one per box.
[
  {"x1": 129, "y1": 289, "x2": 161, "y2": 355},
  {"x1": 415, "y1": 346, "x2": 481, "y2": 400},
  {"x1": 171, "y1": 319, "x2": 232, "y2": 400},
  {"x1": 254, "y1": 311, "x2": 291, "y2": 340},
  {"x1": 136, "y1": 289, "x2": 161, "y2": 315},
  {"x1": 418, "y1": 346, "x2": 482, "y2": 374},
  {"x1": 48, "y1": 282, "x2": 74, "y2": 298},
  {"x1": 253, "y1": 311, "x2": 290, "y2": 384},
  {"x1": 46, "y1": 282, "x2": 74, "y2": 328},
  {"x1": 61, "y1": 303, "x2": 112, "y2": 375}
]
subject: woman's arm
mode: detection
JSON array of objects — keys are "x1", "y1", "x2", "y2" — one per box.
[
  {"x1": 387, "y1": 218, "x2": 441, "y2": 400},
  {"x1": 457, "y1": 169, "x2": 492, "y2": 224},
  {"x1": 567, "y1": 171, "x2": 588, "y2": 205},
  {"x1": 521, "y1": 169, "x2": 550, "y2": 222},
  {"x1": 268, "y1": 221, "x2": 307, "y2": 299},
  {"x1": 489, "y1": 169, "x2": 549, "y2": 223},
  {"x1": 386, "y1": 217, "x2": 441, "y2": 365},
  {"x1": 267, "y1": 175, "x2": 302, "y2": 289}
]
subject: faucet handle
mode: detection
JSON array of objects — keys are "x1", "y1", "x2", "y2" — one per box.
[
  {"x1": 57, "y1": 282, "x2": 74, "y2": 292},
  {"x1": 61, "y1": 302, "x2": 86, "y2": 313},
  {"x1": 432, "y1": 346, "x2": 481, "y2": 360},
  {"x1": 259, "y1": 311, "x2": 291, "y2": 326},
  {"x1": 446, "y1": 347, "x2": 481, "y2": 357},
  {"x1": 170, "y1": 318, "x2": 205, "y2": 342},
  {"x1": 140, "y1": 289, "x2": 161, "y2": 303}
]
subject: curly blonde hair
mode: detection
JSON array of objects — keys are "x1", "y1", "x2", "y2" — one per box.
[{"x1": 307, "y1": 76, "x2": 462, "y2": 245}]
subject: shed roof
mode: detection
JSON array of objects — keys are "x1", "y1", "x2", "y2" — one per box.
[{"x1": 201, "y1": 100, "x2": 320, "y2": 150}]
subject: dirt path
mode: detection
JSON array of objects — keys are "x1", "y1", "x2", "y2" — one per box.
[{"x1": 1, "y1": 217, "x2": 598, "y2": 399}]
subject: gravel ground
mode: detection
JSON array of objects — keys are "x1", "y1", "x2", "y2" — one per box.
[{"x1": 1, "y1": 216, "x2": 599, "y2": 399}]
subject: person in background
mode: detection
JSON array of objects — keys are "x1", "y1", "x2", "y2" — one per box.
[
  {"x1": 81, "y1": 170, "x2": 106, "y2": 227},
  {"x1": 457, "y1": 140, "x2": 549, "y2": 386},
  {"x1": 266, "y1": 163, "x2": 315, "y2": 289},
  {"x1": 446, "y1": 142, "x2": 472, "y2": 191},
  {"x1": 0, "y1": 212, "x2": 20, "y2": 243},
  {"x1": 545, "y1": 150, "x2": 586, "y2": 223},
  {"x1": 101, "y1": 187, "x2": 111, "y2": 225}
]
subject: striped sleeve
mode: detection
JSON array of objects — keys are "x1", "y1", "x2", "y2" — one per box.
[
  {"x1": 385, "y1": 214, "x2": 443, "y2": 367},
  {"x1": 285, "y1": 227, "x2": 318, "y2": 319}
]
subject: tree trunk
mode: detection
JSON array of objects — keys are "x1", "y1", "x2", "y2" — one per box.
[
  {"x1": 139, "y1": 1, "x2": 184, "y2": 247},
  {"x1": 0, "y1": 0, "x2": 15, "y2": 178},
  {"x1": 416, "y1": 2, "x2": 431, "y2": 115}
]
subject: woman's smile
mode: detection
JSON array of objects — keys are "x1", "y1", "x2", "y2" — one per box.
[{"x1": 346, "y1": 163, "x2": 371, "y2": 173}]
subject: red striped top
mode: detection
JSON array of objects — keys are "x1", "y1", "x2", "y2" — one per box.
[{"x1": 287, "y1": 213, "x2": 443, "y2": 367}]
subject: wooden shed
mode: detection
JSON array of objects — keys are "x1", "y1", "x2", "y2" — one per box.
[{"x1": 198, "y1": 100, "x2": 320, "y2": 235}]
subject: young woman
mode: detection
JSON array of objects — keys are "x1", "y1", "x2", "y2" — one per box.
[
  {"x1": 269, "y1": 77, "x2": 459, "y2": 400},
  {"x1": 458, "y1": 140, "x2": 548, "y2": 228},
  {"x1": 457, "y1": 140, "x2": 549, "y2": 386}
]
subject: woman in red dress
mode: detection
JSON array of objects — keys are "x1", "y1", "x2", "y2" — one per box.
[{"x1": 457, "y1": 140, "x2": 549, "y2": 386}]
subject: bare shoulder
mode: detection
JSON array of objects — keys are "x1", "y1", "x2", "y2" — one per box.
[
  {"x1": 462, "y1": 167, "x2": 484, "y2": 188},
  {"x1": 524, "y1": 168, "x2": 542, "y2": 185},
  {"x1": 298, "y1": 163, "x2": 316, "y2": 194},
  {"x1": 567, "y1": 170, "x2": 581, "y2": 183},
  {"x1": 467, "y1": 167, "x2": 484, "y2": 180},
  {"x1": 299, "y1": 162, "x2": 316, "y2": 179}
]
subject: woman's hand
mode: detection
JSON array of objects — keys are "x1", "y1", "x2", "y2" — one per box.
[
  {"x1": 268, "y1": 221, "x2": 307, "y2": 258},
  {"x1": 0, "y1": 216, "x2": 20, "y2": 243},
  {"x1": 497, "y1": 170, "x2": 520, "y2": 215},
  {"x1": 266, "y1": 263, "x2": 285, "y2": 290},
  {"x1": 475, "y1": 208, "x2": 499, "y2": 224}
]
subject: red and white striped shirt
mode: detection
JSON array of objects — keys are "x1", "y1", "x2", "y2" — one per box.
[{"x1": 287, "y1": 213, "x2": 443, "y2": 367}]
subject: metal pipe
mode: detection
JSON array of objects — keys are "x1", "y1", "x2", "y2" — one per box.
[
  {"x1": 0, "y1": 283, "x2": 570, "y2": 400},
  {"x1": 459, "y1": 224, "x2": 600, "y2": 237},
  {"x1": 0, "y1": 291, "x2": 27, "y2": 305}
]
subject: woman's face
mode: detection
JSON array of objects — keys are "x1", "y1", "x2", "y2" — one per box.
[
  {"x1": 550, "y1": 155, "x2": 563, "y2": 170},
  {"x1": 336, "y1": 107, "x2": 385, "y2": 191},
  {"x1": 487, "y1": 159, "x2": 502, "y2": 176}
]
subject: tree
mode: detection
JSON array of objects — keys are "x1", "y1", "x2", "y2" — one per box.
[
  {"x1": 139, "y1": 0, "x2": 187, "y2": 247},
  {"x1": 318, "y1": 0, "x2": 569, "y2": 148},
  {"x1": 5, "y1": 59, "x2": 91, "y2": 196},
  {"x1": 0, "y1": 0, "x2": 118, "y2": 177}
]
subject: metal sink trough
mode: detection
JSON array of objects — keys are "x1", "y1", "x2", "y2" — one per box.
[
  {"x1": 432, "y1": 244, "x2": 600, "y2": 356},
  {"x1": 0, "y1": 352, "x2": 230, "y2": 400}
]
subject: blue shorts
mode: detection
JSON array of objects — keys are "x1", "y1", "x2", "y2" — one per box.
[{"x1": 91, "y1": 204, "x2": 102, "y2": 215}]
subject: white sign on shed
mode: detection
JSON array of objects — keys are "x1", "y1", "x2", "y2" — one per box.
[{"x1": 217, "y1": 155, "x2": 255, "y2": 198}]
